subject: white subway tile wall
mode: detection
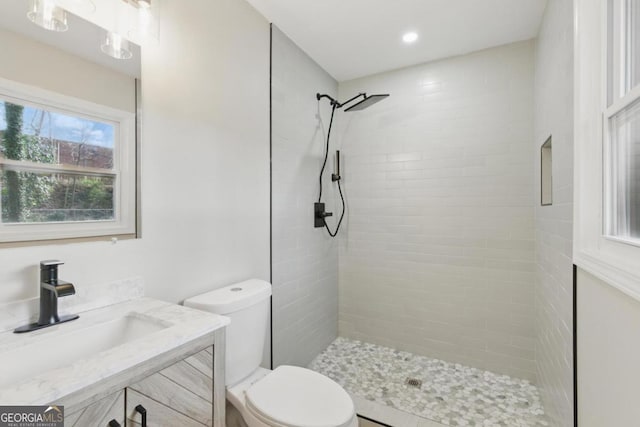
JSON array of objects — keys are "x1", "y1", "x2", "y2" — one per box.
[
  {"x1": 533, "y1": 0, "x2": 574, "y2": 425},
  {"x1": 271, "y1": 26, "x2": 340, "y2": 367},
  {"x1": 336, "y1": 41, "x2": 537, "y2": 381}
]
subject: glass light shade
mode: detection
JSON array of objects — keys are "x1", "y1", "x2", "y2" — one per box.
[
  {"x1": 125, "y1": 0, "x2": 160, "y2": 42},
  {"x1": 27, "y1": 0, "x2": 68, "y2": 32},
  {"x1": 101, "y1": 31, "x2": 133, "y2": 60}
]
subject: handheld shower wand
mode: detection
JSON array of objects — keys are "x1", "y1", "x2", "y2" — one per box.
[{"x1": 332, "y1": 150, "x2": 341, "y2": 182}]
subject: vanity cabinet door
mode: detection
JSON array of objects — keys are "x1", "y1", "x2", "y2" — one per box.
[
  {"x1": 126, "y1": 346, "x2": 214, "y2": 427},
  {"x1": 65, "y1": 389, "x2": 125, "y2": 427}
]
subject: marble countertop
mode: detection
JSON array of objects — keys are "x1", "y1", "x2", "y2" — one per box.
[{"x1": 0, "y1": 297, "x2": 229, "y2": 405}]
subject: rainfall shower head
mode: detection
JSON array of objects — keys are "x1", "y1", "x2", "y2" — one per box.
[
  {"x1": 344, "y1": 94, "x2": 389, "y2": 112},
  {"x1": 316, "y1": 92, "x2": 389, "y2": 111}
]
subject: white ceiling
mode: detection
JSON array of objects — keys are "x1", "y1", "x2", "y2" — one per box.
[{"x1": 246, "y1": 0, "x2": 548, "y2": 81}]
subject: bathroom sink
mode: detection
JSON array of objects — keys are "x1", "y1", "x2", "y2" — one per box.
[{"x1": 0, "y1": 314, "x2": 170, "y2": 389}]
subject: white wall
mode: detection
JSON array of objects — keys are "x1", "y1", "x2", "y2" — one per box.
[
  {"x1": 0, "y1": 0, "x2": 270, "y2": 323},
  {"x1": 337, "y1": 41, "x2": 537, "y2": 381},
  {"x1": 532, "y1": 0, "x2": 575, "y2": 425},
  {"x1": 577, "y1": 267, "x2": 640, "y2": 426},
  {"x1": 271, "y1": 26, "x2": 340, "y2": 367}
]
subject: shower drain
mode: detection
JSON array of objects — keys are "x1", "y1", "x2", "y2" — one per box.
[{"x1": 405, "y1": 378, "x2": 422, "y2": 388}]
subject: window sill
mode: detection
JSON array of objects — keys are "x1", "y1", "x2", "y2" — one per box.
[
  {"x1": 574, "y1": 249, "x2": 640, "y2": 302},
  {"x1": 604, "y1": 235, "x2": 640, "y2": 249},
  {"x1": 0, "y1": 233, "x2": 137, "y2": 249}
]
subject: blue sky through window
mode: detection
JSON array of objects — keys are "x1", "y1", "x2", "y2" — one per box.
[{"x1": 0, "y1": 100, "x2": 114, "y2": 148}]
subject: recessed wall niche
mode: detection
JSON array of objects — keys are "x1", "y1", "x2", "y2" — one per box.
[{"x1": 541, "y1": 136, "x2": 553, "y2": 206}]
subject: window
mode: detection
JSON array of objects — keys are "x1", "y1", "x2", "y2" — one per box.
[
  {"x1": 574, "y1": 0, "x2": 640, "y2": 298},
  {"x1": 605, "y1": 0, "x2": 640, "y2": 243},
  {"x1": 0, "y1": 79, "x2": 136, "y2": 243}
]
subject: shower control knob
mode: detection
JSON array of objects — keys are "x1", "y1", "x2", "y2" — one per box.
[{"x1": 314, "y1": 203, "x2": 333, "y2": 228}]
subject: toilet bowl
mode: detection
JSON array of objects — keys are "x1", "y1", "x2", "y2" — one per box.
[
  {"x1": 184, "y1": 280, "x2": 358, "y2": 427},
  {"x1": 227, "y1": 366, "x2": 357, "y2": 427}
]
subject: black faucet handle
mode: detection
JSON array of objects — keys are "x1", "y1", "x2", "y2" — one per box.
[
  {"x1": 42, "y1": 280, "x2": 75, "y2": 297},
  {"x1": 40, "y1": 260, "x2": 64, "y2": 269}
]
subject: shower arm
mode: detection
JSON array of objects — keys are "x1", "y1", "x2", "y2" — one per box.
[{"x1": 316, "y1": 92, "x2": 366, "y2": 109}]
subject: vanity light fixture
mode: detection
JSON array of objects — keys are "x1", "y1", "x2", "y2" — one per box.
[
  {"x1": 101, "y1": 31, "x2": 133, "y2": 60},
  {"x1": 27, "y1": 0, "x2": 69, "y2": 32},
  {"x1": 402, "y1": 32, "x2": 419, "y2": 44},
  {"x1": 27, "y1": 0, "x2": 148, "y2": 60}
]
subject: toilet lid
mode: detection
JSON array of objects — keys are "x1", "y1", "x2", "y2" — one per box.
[{"x1": 245, "y1": 366, "x2": 355, "y2": 427}]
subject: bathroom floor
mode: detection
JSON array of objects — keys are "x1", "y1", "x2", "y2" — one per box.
[{"x1": 309, "y1": 337, "x2": 549, "y2": 427}]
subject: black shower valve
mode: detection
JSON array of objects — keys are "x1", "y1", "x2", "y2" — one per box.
[{"x1": 314, "y1": 202, "x2": 333, "y2": 228}]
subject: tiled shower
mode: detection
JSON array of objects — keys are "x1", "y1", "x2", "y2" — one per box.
[
  {"x1": 335, "y1": 40, "x2": 537, "y2": 382},
  {"x1": 271, "y1": 0, "x2": 573, "y2": 424}
]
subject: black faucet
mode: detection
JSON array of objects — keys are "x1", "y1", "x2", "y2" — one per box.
[{"x1": 14, "y1": 260, "x2": 79, "y2": 333}]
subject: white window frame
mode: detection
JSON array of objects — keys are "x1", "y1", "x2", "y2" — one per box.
[
  {"x1": 603, "y1": 94, "x2": 640, "y2": 246},
  {"x1": 0, "y1": 77, "x2": 136, "y2": 243},
  {"x1": 603, "y1": 0, "x2": 640, "y2": 247}
]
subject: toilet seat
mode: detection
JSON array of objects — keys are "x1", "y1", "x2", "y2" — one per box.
[{"x1": 245, "y1": 365, "x2": 355, "y2": 427}]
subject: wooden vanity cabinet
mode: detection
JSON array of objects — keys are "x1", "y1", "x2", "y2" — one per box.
[
  {"x1": 126, "y1": 347, "x2": 214, "y2": 427},
  {"x1": 65, "y1": 390, "x2": 125, "y2": 427},
  {"x1": 61, "y1": 338, "x2": 225, "y2": 427}
]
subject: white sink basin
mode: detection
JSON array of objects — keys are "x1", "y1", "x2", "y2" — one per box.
[{"x1": 0, "y1": 314, "x2": 170, "y2": 389}]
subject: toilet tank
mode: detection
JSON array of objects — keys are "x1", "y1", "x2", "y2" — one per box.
[{"x1": 184, "y1": 279, "x2": 271, "y2": 387}]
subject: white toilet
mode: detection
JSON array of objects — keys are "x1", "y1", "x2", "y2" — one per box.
[{"x1": 184, "y1": 279, "x2": 358, "y2": 427}]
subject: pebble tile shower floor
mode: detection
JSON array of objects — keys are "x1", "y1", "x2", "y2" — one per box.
[{"x1": 309, "y1": 337, "x2": 549, "y2": 427}]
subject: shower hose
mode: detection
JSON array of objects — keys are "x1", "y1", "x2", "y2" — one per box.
[{"x1": 318, "y1": 103, "x2": 346, "y2": 238}]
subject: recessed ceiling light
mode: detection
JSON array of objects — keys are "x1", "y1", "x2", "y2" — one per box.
[{"x1": 402, "y1": 32, "x2": 418, "y2": 44}]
